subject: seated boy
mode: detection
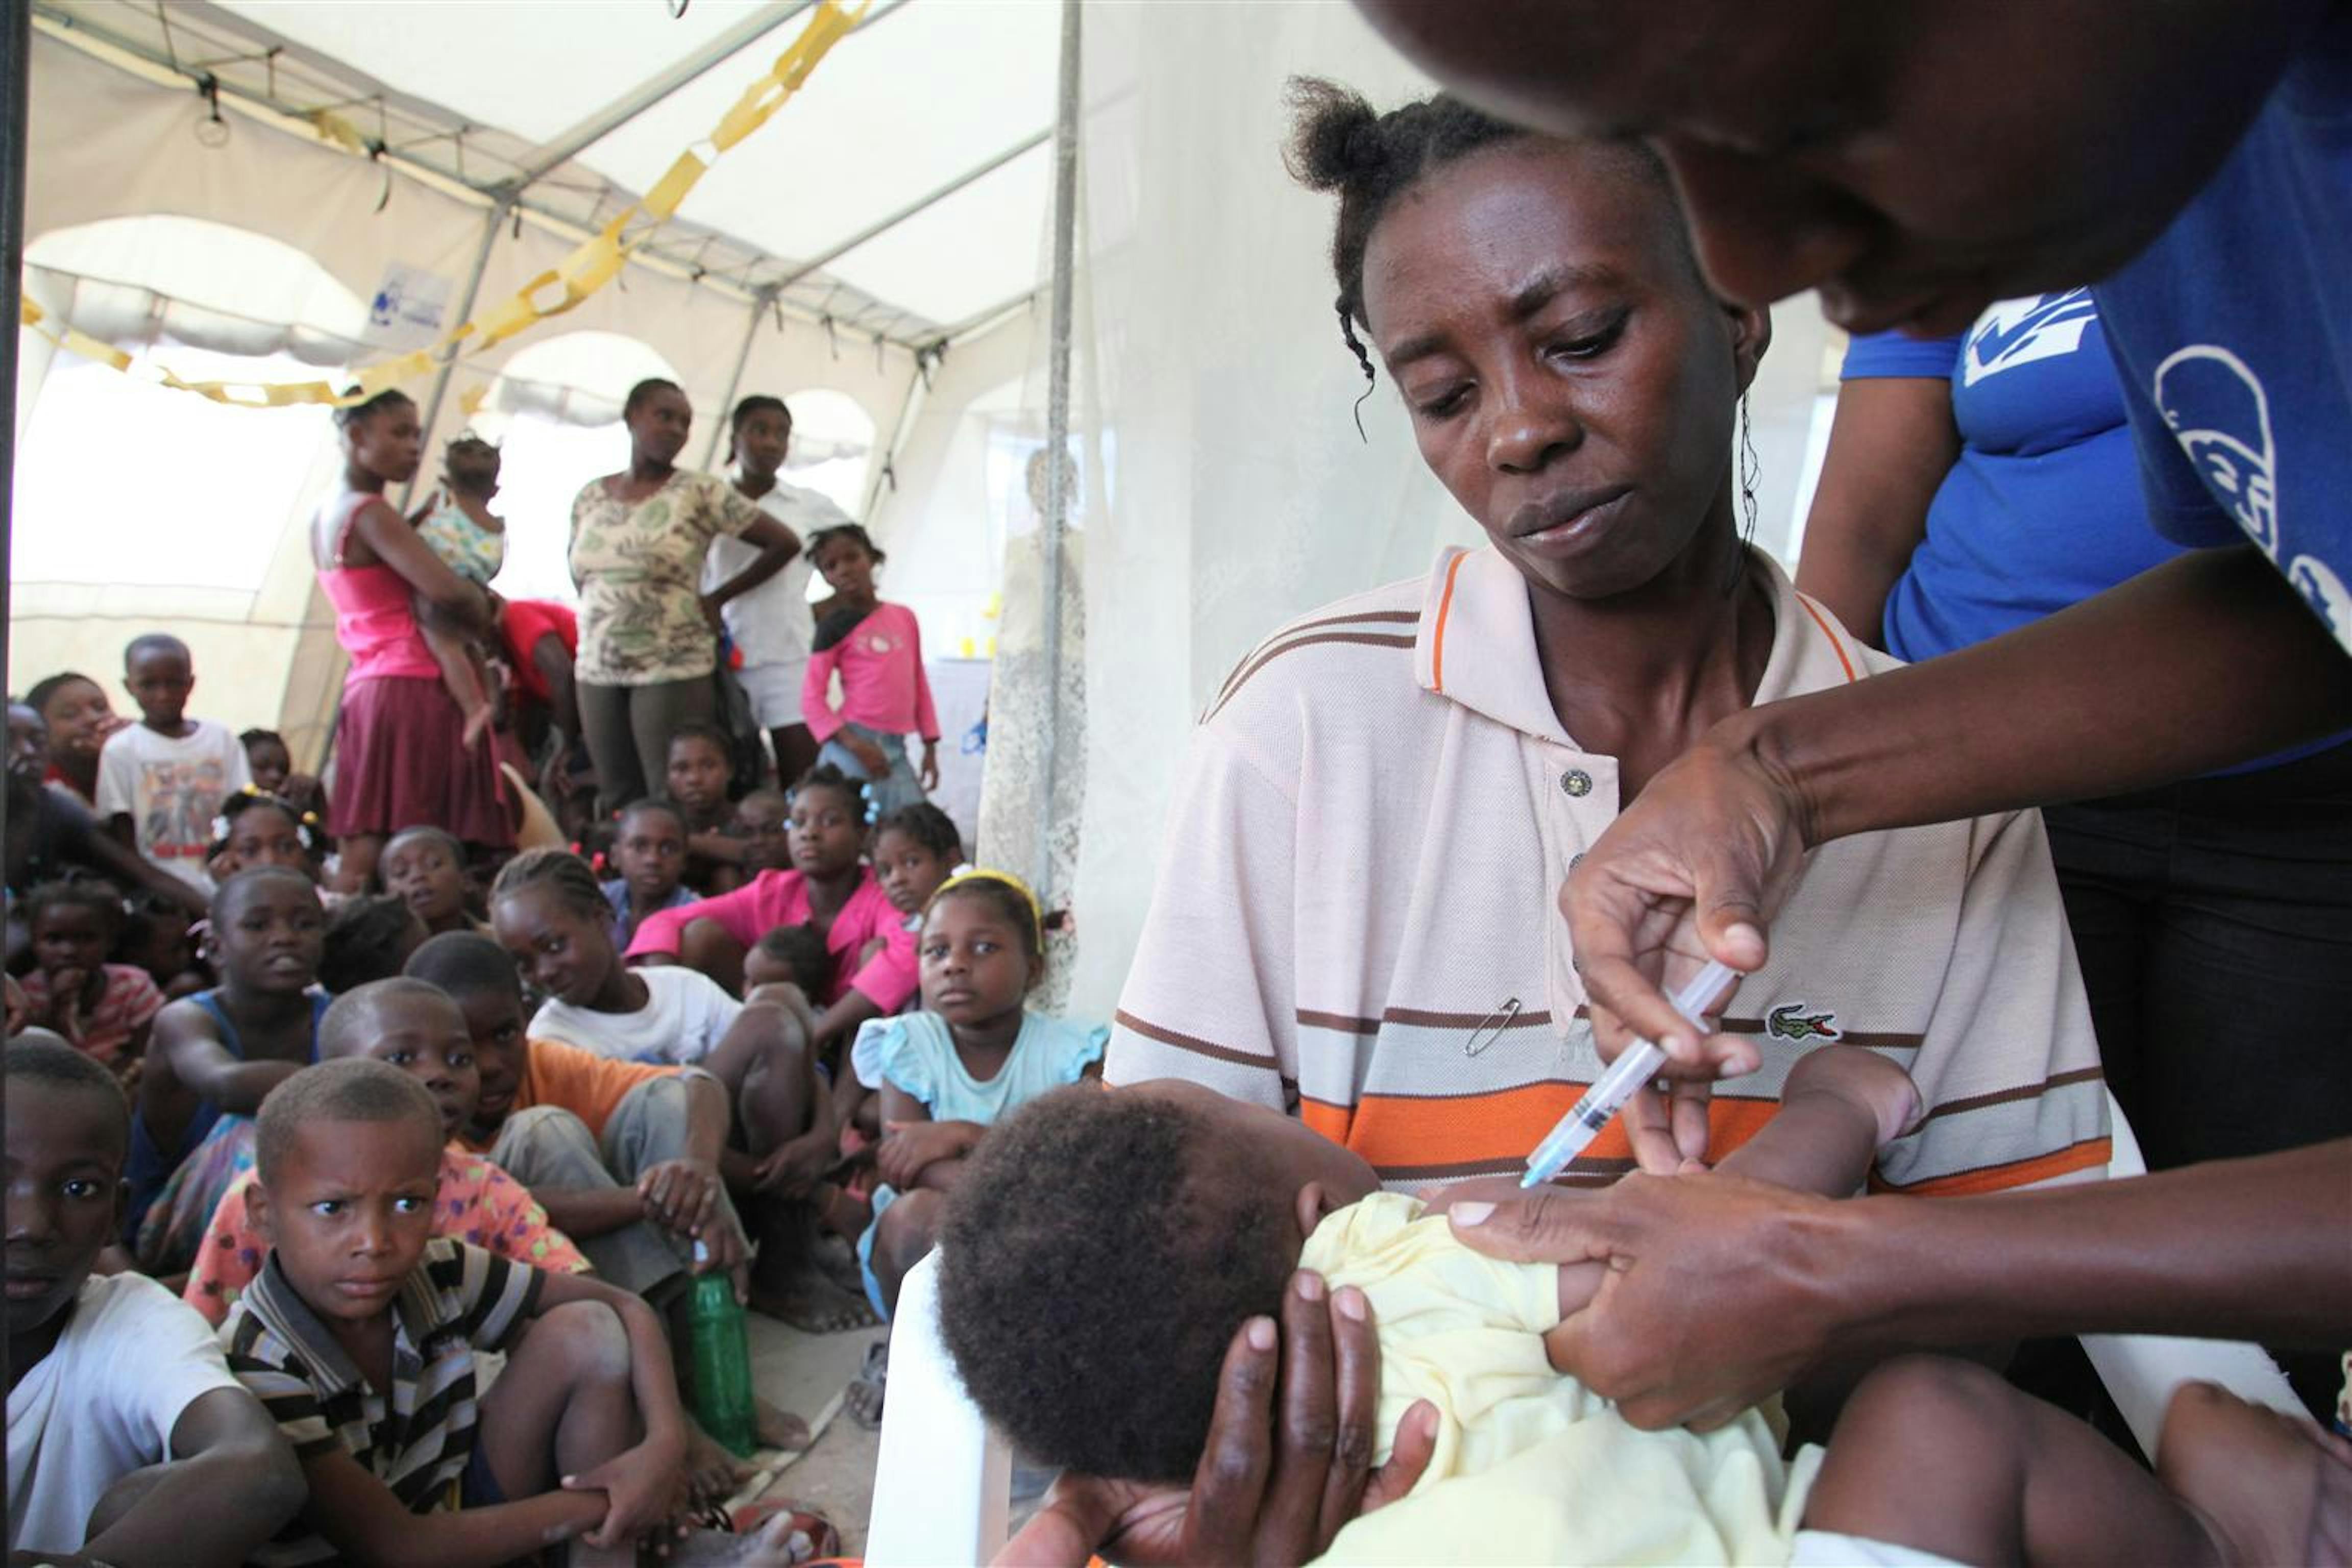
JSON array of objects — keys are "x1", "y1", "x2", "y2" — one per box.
[
  {"x1": 223, "y1": 1059, "x2": 810, "y2": 1566},
  {"x1": 944, "y1": 1055, "x2": 2344, "y2": 1565},
  {"x1": 183, "y1": 977, "x2": 588, "y2": 1327},
  {"x1": 6, "y1": 1037, "x2": 303, "y2": 1565}
]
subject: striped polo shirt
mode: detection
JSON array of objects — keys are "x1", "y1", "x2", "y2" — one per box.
[
  {"x1": 1108, "y1": 545, "x2": 2110, "y2": 1196},
  {"x1": 222, "y1": 1239, "x2": 542, "y2": 1565}
]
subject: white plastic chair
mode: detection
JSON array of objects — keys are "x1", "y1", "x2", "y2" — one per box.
[{"x1": 865, "y1": 1092, "x2": 2308, "y2": 1565}]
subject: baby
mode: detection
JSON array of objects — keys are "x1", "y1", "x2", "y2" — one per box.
[
  {"x1": 942, "y1": 1056, "x2": 2335, "y2": 1565},
  {"x1": 406, "y1": 434, "x2": 507, "y2": 748}
]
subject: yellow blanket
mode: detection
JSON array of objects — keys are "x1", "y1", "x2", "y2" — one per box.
[{"x1": 1305, "y1": 1193, "x2": 1820, "y2": 1566}]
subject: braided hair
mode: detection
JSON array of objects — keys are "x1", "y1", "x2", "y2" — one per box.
[{"x1": 489, "y1": 847, "x2": 610, "y2": 925}]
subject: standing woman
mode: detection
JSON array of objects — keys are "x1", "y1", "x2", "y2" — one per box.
[
  {"x1": 569, "y1": 378, "x2": 799, "y2": 813},
  {"x1": 705, "y1": 394, "x2": 847, "y2": 786},
  {"x1": 311, "y1": 389, "x2": 512, "y2": 891}
]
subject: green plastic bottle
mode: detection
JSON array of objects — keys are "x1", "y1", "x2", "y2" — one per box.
[{"x1": 687, "y1": 1240, "x2": 758, "y2": 1457}]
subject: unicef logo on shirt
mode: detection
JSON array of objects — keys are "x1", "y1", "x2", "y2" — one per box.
[
  {"x1": 1961, "y1": 290, "x2": 2097, "y2": 386},
  {"x1": 2153, "y1": 345, "x2": 2279, "y2": 554}
]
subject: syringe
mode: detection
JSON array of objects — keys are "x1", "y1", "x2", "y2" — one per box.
[{"x1": 1520, "y1": 959, "x2": 1739, "y2": 1188}]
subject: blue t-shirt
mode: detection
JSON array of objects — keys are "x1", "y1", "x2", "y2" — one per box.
[
  {"x1": 1843, "y1": 290, "x2": 2184, "y2": 664},
  {"x1": 2096, "y1": 8, "x2": 2352, "y2": 657}
]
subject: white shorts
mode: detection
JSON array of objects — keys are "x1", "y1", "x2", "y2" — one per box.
[
  {"x1": 1788, "y1": 1529, "x2": 1967, "y2": 1566},
  {"x1": 734, "y1": 656, "x2": 812, "y2": 730}
]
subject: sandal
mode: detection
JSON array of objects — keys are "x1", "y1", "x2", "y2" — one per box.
[{"x1": 847, "y1": 1339, "x2": 889, "y2": 1430}]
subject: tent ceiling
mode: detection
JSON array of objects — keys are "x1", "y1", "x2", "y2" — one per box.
[{"x1": 38, "y1": 0, "x2": 1058, "y2": 339}]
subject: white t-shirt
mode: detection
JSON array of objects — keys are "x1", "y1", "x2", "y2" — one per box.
[
  {"x1": 7, "y1": 1272, "x2": 245, "y2": 1555},
  {"x1": 93, "y1": 718, "x2": 252, "y2": 893},
  {"x1": 701, "y1": 481, "x2": 846, "y2": 669},
  {"x1": 529, "y1": 964, "x2": 744, "y2": 1064}
]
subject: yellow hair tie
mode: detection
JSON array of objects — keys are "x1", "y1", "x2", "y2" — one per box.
[{"x1": 931, "y1": 867, "x2": 1044, "y2": 934}]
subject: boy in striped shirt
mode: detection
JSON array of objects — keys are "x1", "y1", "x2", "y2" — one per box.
[{"x1": 220, "y1": 1060, "x2": 801, "y2": 1566}]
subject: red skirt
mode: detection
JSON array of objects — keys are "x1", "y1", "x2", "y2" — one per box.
[{"x1": 329, "y1": 675, "x2": 512, "y2": 847}]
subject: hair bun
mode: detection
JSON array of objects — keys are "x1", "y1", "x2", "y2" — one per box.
[{"x1": 1283, "y1": 76, "x2": 1381, "y2": 191}]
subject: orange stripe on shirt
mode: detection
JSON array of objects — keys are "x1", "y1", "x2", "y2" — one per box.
[
  {"x1": 1430, "y1": 550, "x2": 1469, "y2": 694},
  {"x1": 1868, "y1": 1136, "x2": 2112, "y2": 1197},
  {"x1": 1334, "y1": 1084, "x2": 1782, "y2": 1172},
  {"x1": 1795, "y1": 595, "x2": 1858, "y2": 683}
]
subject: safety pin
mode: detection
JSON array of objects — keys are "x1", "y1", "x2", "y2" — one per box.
[{"x1": 1463, "y1": 997, "x2": 1524, "y2": 1057}]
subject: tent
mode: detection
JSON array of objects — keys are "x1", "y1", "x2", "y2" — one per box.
[{"x1": 11, "y1": 0, "x2": 1836, "y2": 1016}]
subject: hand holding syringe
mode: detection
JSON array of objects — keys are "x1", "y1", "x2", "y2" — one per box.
[{"x1": 1522, "y1": 959, "x2": 1738, "y2": 1188}]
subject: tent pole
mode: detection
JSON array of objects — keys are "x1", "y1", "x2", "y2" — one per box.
[
  {"x1": 862, "y1": 349, "x2": 929, "y2": 524},
  {"x1": 701, "y1": 290, "x2": 774, "y2": 470},
  {"x1": 1034, "y1": 0, "x2": 1081, "y2": 904},
  {"x1": 403, "y1": 199, "x2": 511, "y2": 509},
  {"x1": 0, "y1": 0, "x2": 24, "y2": 723}
]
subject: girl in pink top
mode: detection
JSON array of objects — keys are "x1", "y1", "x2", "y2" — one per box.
[
  {"x1": 311, "y1": 389, "x2": 512, "y2": 890},
  {"x1": 802, "y1": 525, "x2": 939, "y2": 815},
  {"x1": 629, "y1": 765, "x2": 917, "y2": 1050}
]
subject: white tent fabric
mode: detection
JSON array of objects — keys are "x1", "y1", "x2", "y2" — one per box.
[{"x1": 12, "y1": 0, "x2": 1837, "y2": 1024}]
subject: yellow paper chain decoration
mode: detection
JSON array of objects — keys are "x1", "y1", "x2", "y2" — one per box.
[{"x1": 17, "y1": 0, "x2": 867, "y2": 409}]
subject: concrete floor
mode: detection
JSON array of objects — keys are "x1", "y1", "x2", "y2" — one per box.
[{"x1": 734, "y1": 1313, "x2": 887, "y2": 1556}]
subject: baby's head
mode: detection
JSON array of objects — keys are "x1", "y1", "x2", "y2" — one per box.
[
  {"x1": 939, "y1": 1080, "x2": 1379, "y2": 1481},
  {"x1": 249, "y1": 1060, "x2": 444, "y2": 1325},
  {"x1": 404, "y1": 932, "x2": 531, "y2": 1139},
  {"x1": 746, "y1": 921, "x2": 830, "y2": 997},
  {"x1": 318, "y1": 977, "x2": 478, "y2": 1142},
  {"x1": 873, "y1": 802, "x2": 962, "y2": 915},
  {"x1": 444, "y1": 433, "x2": 500, "y2": 499},
  {"x1": 318, "y1": 894, "x2": 429, "y2": 996}
]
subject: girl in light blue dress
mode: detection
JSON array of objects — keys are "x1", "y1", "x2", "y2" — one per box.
[{"x1": 846, "y1": 867, "x2": 1102, "y2": 1416}]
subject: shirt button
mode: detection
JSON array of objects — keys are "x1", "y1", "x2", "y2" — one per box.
[
  {"x1": 1560, "y1": 769, "x2": 1592, "y2": 798},
  {"x1": 1570, "y1": 853, "x2": 1585, "y2": 872}
]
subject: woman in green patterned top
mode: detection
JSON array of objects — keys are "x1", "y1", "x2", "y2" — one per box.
[{"x1": 568, "y1": 378, "x2": 799, "y2": 813}]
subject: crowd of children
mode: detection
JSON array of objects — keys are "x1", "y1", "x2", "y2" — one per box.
[{"x1": 3, "y1": 389, "x2": 980, "y2": 1563}]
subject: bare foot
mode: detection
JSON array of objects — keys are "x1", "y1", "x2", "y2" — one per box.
[
  {"x1": 683, "y1": 1416, "x2": 754, "y2": 1504},
  {"x1": 848, "y1": 1339, "x2": 888, "y2": 1430},
  {"x1": 2159, "y1": 1381, "x2": 2352, "y2": 1566},
  {"x1": 811, "y1": 1231, "x2": 866, "y2": 1297},
  {"x1": 749, "y1": 1268, "x2": 878, "y2": 1333}
]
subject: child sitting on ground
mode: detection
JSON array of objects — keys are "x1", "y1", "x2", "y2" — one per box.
[
  {"x1": 628, "y1": 766, "x2": 917, "y2": 1050},
  {"x1": 744, "y1": 922, "x2": 834, "y2": 999},
  {"x1": 224, "y1": 1059, "x2": 810, "y2": 1566},
  {"x1": 238, "y1": 727, "x2": 331, "y2": 831},
  {"x1": 405, "y1": 433, "x2": 507, "y2": 750},
  {"x1": 128, "y1": 866, "x2": 330, "y2": 1275},
  {"x1": 206, "y1": 790, "x2": 327, "y2": 885},
  {"x1": 495, "y1": 847, "x2": 765, "y2": 1068},
  {"x1": 379, "y1": 823, "x2": 482, "y2": 936},
  {"x1": 184, "y1": 976, "x2": 587, "y2": 1327},
  {"x1": 603, "y1": 799, "x2": 698, "y2": 949},
  {"x1": 19, "y1": 878, "x2": 165, "y2": 1076},
  {"x1": 728, "y1": 788, "x2": 796, "y2": 876},
  {"x1": 317, "y1": 892, "x2": 429, "y2": 995},
  {"x1": 853, "y1": 869, "x2": 1104, "y2": 1325},
  {"x1": 667, "y1": 721, "x2": 747, "y2": 894},
  {"x1": 870, "y1": 801, "x2": 964, "y2": 928},
  {"x1": 6, "y1": 1036, "x2": 304, "y2": 1566},
  {"x1": 94, "y1": 632, "x2": 252, "y2": 894},
  {"x1": 946, "y1": 1060, "x2": 2347, "y2": 1566}
]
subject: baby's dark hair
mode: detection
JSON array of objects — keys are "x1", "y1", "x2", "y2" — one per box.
[
  {"x1": 332, "y1": 386, "x2": 413, "y2": 432},
  {"x1": 405, "y1": 929, "x2": 524, "y2": 1006},
  {"x1": 1283, "y1": 77, "x2": 1692, "y2": 401},
  {"x1": 666, "y1": 720, "x2": 731, "y2": 759},
  {"x1": 623, "y1": 377, "x2": 683, "y2": 419},
  {"x1": 443, "y1": 433, "x2": 500, "y2": 494},
  {"x1": 5, "y1": 1034, "x2": 130, "y2": 1146},
  {"x1": 256, "y1": 1059, "x2": 441, "y2": 1187},
  {"x1": 789, "y1": 761, "x2": 868, "y2": 820},
  {"x1": 490, "y1": 847, "x2": 611, "y2": 926},
  {"x1": 23, "y1": 878, "x2": 125, "y2": 940},
  {"x1": 939, "y1": 1086, "x2": 1297, "y2": 1481},
  {"x1": 726, "y1": 393, "x2": 790, "y2": 464},
  {"x1": 753, "y1": 922, "x2": 832, "y2": 996},
  {"x1": 319, "y1": 894, "x2": 422, "y2": 995},
  {"x1": 875, "y1": 801, "x2": 962, "y2": 863}
]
